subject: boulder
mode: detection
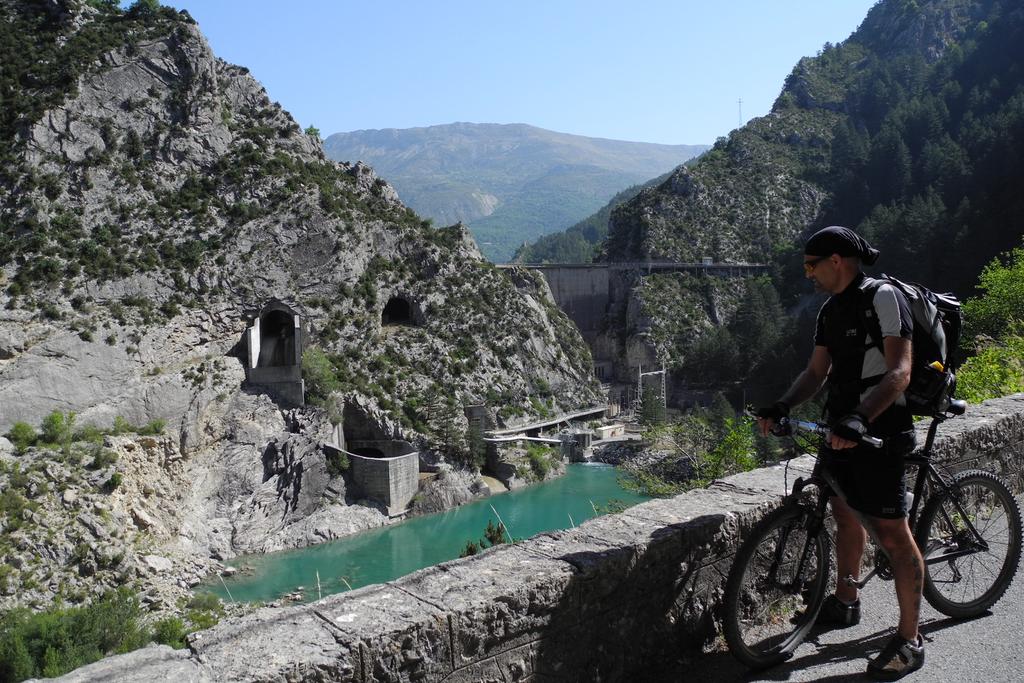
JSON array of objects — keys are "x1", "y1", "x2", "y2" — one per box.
[
  {"x1": 130, "y1": 506, "x2": 159, "y2": 531},
  {"x1": 409, "y1": 466, "x2": 488, "y2": 515},
  {"x1": 142, "y1": 555, "x2": 174, "y2": 574}
]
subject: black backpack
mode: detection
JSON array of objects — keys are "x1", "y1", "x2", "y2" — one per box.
[{"x1": 860, "y1": 275, "x2": 962, "y2": 416}]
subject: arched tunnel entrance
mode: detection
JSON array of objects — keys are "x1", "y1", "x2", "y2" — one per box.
[
  {"x1": 258, "y1": 309, "x2": 297, "y2": 367},
  {"x1": 244, "y1": 300, "x2": 305, "y2": 407},
  {"x1": 382, "y1": 296, "x2": 415, "y2": 326},
  {"x1": 350, "y1": 446, "x2": 385, "y2": 458}
]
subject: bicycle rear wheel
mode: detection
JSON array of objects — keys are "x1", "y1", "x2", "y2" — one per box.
[
  {"x1": 723, "y1": 504, "x2": 830, "y2": 669},
  {"x1": 916, "y1": 469, "x2": 1022, "y2": 618}
]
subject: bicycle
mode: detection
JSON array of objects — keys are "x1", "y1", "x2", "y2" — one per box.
[{"x1": 722, "y1": 403, "x2": 1023, "y2": 669}]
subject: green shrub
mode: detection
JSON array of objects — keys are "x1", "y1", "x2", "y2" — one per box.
[
  {"x1": 111, "y1": 416, "x2": 132, "y2": 435},
  {"x1": 962, "y1": 246, "x2": 1024, "y2": 343},
  {"x1": 301, "y1": 347, "x2": 340, "y2": 405},
  {"x1": 482, "y1": 519, "x2": 507, "y2": 546},
  {"x1": 525, "y1": 443, "x2": 554, "y2": 480},
  {"x1": 185, "y1": 592, "x2": 223, "y2": 632},
  {"x1": 326, "y1": 449, "x2": 349, "y2": 477},
  {"x1": 6, "y1": 423, "x2": 36, "y2": 454},
  {"x1": 0, "y1": 564, "x2": 14, "y2": 594},
  {"x1": 956, "y1": 336, "x2": 1024, "y2": 403},
  {"x1": 40, "y1": 302, "x2": 62, "y2": 320},
  {"x1": 0, "y1": 588, "x2": 149, "y2": 681},
  {"x1": 593, "y1": 498, "x2": 629, "y2": 515},
  {"x1": 7, "y1": 465, "x2": 28, "y2": 491},
  {"x1": 137, "y1": 419, "x2": 165, "y2": 436},
  {"x1": 102, "y1": 473, "x2": 122, "y2": 492},
  {"x1": 75, "y1": 425, "x2": 105, "y2": 444},
  {"x1": 528, "y1": 396, "x2": 551, "y2": 419},
  {"x1": 88, "y1": 446, "x2": 118, "y2": 470},
  {"x1": 458, "y1": 519, "x2": 509, "y2": 558},
  {"x1": 40, "y1": 411, "x2": 74, "y2": 446},
  {"x1": 186, "y1": 592, "x2": 222, "y2": 613},
  {"x1": 622, "y1": 413, "x2": 757, "y2": 496},
  {"x1": 40, "y1": 411, "x2": 76, "y2": 456},
  {"x1": 0, "y1": 488, "x2": 30, "y2": 531},
  {"x1": 151, "y1": 617, "x2": 187, "y2": 649}
]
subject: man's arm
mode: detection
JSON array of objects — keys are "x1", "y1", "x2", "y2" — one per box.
[
  {"x1": 757, "y1": 346, "x2": 831, "y2": 436},
  {"x1": 829, "y1": 336, "x2": 912, "y2": 449},
  {"x1": 780, "y1": 345, "x2": 831, "y2": 407},
  {"x1": 857, "y1": 336, "x2": 912, "y2": 421}
]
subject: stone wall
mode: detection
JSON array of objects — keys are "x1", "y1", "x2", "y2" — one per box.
[{"x1": 48, "y1": 395, "x2": 1024, "y2": 682}]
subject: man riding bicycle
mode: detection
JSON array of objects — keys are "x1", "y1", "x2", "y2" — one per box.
[{"x1": 756, "y1": 226, "x2": 925, "y2": 680}]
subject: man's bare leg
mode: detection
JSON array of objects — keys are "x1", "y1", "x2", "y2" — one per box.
[
  {"x1": 869, "y1": 515, "x2": 924, "y2": 641},
  {"x1": 831, "y1": 495, "x2": 868, "y2": 603}
]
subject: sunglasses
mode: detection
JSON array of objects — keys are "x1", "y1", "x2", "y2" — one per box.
[{"x1": 803, "y1": 255, "x2": 829, "y2": 274}]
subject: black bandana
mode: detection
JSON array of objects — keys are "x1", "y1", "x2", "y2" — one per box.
[{"x1": 804, "y1": 226, "x2": 879, "y2": 266}]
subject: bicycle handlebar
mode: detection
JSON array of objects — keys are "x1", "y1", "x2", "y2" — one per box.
[{"x1": 748, "y1": 412, "x2": 884, "y2": 449}]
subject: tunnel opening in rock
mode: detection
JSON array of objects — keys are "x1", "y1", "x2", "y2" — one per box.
[
  {"x1": 382, "y1": 297, "x2": 414, "y2": 326},
  {"x1": 244, "y1": 300, "x2": 305, "y2": 408},
  {"x1": 258, "y1": 310, "x2": 297, "y2": 368},
  {"x1": 350, "y1": 446, "x2": 385, "y2": 458},
  {"x1": 342, "y1": 401, "x2": 390, "y2": 445}
]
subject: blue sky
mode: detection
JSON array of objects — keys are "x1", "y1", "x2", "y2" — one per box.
[{"x1": 160, "y1": 0, "x2": 878, "y2": 145}]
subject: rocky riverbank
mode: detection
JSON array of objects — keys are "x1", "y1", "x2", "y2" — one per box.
[{"x1": 0, "y1": 393, "x2": 549, "y2": 622}]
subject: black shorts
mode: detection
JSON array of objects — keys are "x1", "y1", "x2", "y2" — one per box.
[{"x1": 817, "y1": 434, "x2": 915, "y2": 519}]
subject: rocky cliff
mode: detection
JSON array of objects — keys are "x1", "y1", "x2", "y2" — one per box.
[{"x1": 0, "y1": 0, "x2": 601, "y2": 613}]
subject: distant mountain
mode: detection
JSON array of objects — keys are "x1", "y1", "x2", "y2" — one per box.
[
  {"x1": 511, "y1": 172, "x2": 674, "y2": 264},
  {"x1": 323, "y1": 123, "x2": 707, "y2": 262}
]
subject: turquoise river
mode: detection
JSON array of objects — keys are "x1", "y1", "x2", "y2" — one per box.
[{"x1": 205, "y1": 463, "x2": 648, "y2": 603}]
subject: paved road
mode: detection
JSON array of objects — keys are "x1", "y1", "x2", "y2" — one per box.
[{"x1": 688, "y1": 496, "x2": 1024, "y2": 682}]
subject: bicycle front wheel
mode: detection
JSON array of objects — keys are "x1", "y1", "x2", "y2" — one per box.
[
  {"x1": 723, "y1": 504, "x2": 830, "y2": 669},
  {"x1": 916, "y1": 469, "x2": 1022, "y2": 618}
]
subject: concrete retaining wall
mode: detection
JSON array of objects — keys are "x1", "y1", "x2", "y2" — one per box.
[
  {"x1": 50, "y1": 395, "x2": 1024, "y2": 682},
  {"x1": 349, "y1": 451, "x2": 420, "y2": 516}
]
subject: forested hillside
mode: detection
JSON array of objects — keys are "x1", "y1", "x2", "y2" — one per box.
[
  {"x1": 802, "y1": 0, "x2": 1024, "y2": 297},
  {"x1": 511, "y1": 172, "x2": 671, "y2": 264},
  {"x1": 600, "y1": 0, "x2": 1024, "y2": 398}
]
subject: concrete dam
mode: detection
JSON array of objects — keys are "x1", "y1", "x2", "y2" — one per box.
[{"x1": 501, "y1": 261, "x2": 769, "y2": 392}]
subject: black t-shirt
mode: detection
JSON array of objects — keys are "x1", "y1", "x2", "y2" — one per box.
[{"x1": 813, "y1": 272, "x2": 914, "y2": 438}]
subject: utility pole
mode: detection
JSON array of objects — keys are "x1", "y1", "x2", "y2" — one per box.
[{"x1": 738, "y1": 98, "x2": 743, "y2": 128}]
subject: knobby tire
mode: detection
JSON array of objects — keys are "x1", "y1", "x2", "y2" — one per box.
[
  {"x1": 723, "y1": 503, "x2": 830, "y2": 669},
  {"x1": 915, "y1": 469, "x2": 1022, "y2": 618}
]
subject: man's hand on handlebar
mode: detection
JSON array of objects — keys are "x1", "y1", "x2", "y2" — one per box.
[
  {"x1": 754, "y1": 401, "x2": 789, "y2": 437},
  {"x1": 828, "y1": 412, "x2": 868, "y2": 450},
  {"x1": 747, "y1": 407, "x2": 884, "y2": 449}
]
